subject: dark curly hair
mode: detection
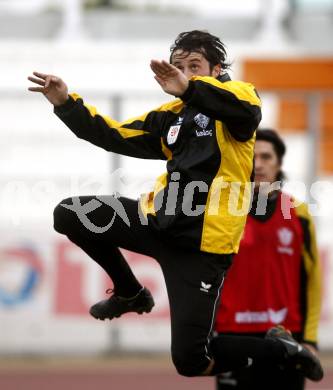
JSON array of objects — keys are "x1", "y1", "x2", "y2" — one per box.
[
  {"x1": 256, "y1": 128, "x2": 286, "y2": 182},
  {"x1": 170, "y1": 30, "x2": 230, "y2": 72}
]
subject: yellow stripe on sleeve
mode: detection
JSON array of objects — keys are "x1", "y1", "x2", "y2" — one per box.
[{"x1": 295, "y1": 202, "x2": 322, "y2": 343}]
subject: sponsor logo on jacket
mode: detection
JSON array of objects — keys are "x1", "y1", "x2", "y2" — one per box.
[
  {"x1": 196, "y1": 129, "x2": 213, "y2": 137},
  {"x1": 194, "y1": 113, "x2": 210, "y2": 129}
]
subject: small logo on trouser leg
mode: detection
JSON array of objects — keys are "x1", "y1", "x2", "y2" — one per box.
[{"x1": 200, "y1": 281, "x2": 212, "y2": 293}]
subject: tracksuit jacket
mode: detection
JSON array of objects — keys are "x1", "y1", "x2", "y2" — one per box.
[{"x1": 54, "y1": 73, "x2": 262, "y2": 255}]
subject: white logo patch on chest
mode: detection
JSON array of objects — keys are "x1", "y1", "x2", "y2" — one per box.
[
  {"x1": 194, "y1": 113, "x2": 210, "y2": 129},
  {"x1": 167, "y1": 125, "x2": 181, "y2": 145},
  {"x1": 167, "y1": 117, "x2": 183, "y2": 145},
  {"x1": 278, "y1": 227, "x2": 293, "y2": 246},
  {"x1": 277, "y1": 227, "x2": 294, "y2": 255}
]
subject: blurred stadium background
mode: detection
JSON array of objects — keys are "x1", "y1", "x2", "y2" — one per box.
[{"x1": 0, "y1": 0, "x2": 333, "y2": 389}]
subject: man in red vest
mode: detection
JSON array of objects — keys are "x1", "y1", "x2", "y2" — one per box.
[{"x1": 214, "y1": 129, "x2": 322, "y2": 390}]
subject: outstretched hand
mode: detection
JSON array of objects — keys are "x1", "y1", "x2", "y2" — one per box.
[
  {"x1": 150, "y1": 60, "x2": 189, "y2": 97},
  {"x1": 27, "y1": 72, "x2": 69, "y2": 106}
]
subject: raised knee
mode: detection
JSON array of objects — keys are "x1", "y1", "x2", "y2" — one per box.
[
  {"x1": 171, "y1": 348, "x2": 208, "y2": 377},
  {"x1": 53, "y1": 197, "x2": 75, "y2": 234}
]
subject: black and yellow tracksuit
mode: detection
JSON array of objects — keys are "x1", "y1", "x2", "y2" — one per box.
[
  {"x1": 55, "y1": 73, "x2": 261, "y2": 254},
  {"x1": 52, "y1": 73, "x2": 280, "y2": 377}
]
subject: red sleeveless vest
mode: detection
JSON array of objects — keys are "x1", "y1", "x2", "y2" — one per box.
[{"x1": 215, "y1": 193, "x2": 304, "y2": 333}]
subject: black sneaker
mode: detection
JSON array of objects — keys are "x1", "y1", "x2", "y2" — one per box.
[
  {"x1": 265, "y1": 325, "x2": 324, "y2": 382},
  {"x1": 89, "y1": 287, "x2": 155, "y2": 321}
]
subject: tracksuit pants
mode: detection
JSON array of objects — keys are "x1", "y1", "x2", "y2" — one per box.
[{"x1": 54, "y1": 195, "x2": 230, "y2": 376}]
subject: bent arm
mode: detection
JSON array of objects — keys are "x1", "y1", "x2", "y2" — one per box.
[{"x1": 180, "y1": 77, "x2": 262, "y2": 141}]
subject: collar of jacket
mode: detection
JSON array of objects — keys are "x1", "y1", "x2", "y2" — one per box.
[
  {"x1": 179, "y1": 72, "x2": 231, "y2": 101},
  {"x1": 249, "y1": 190, "x2": 280, "y2": 222},
  {"x1": 218, "y1": 72, "x2": 231, "y2": 82}
]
